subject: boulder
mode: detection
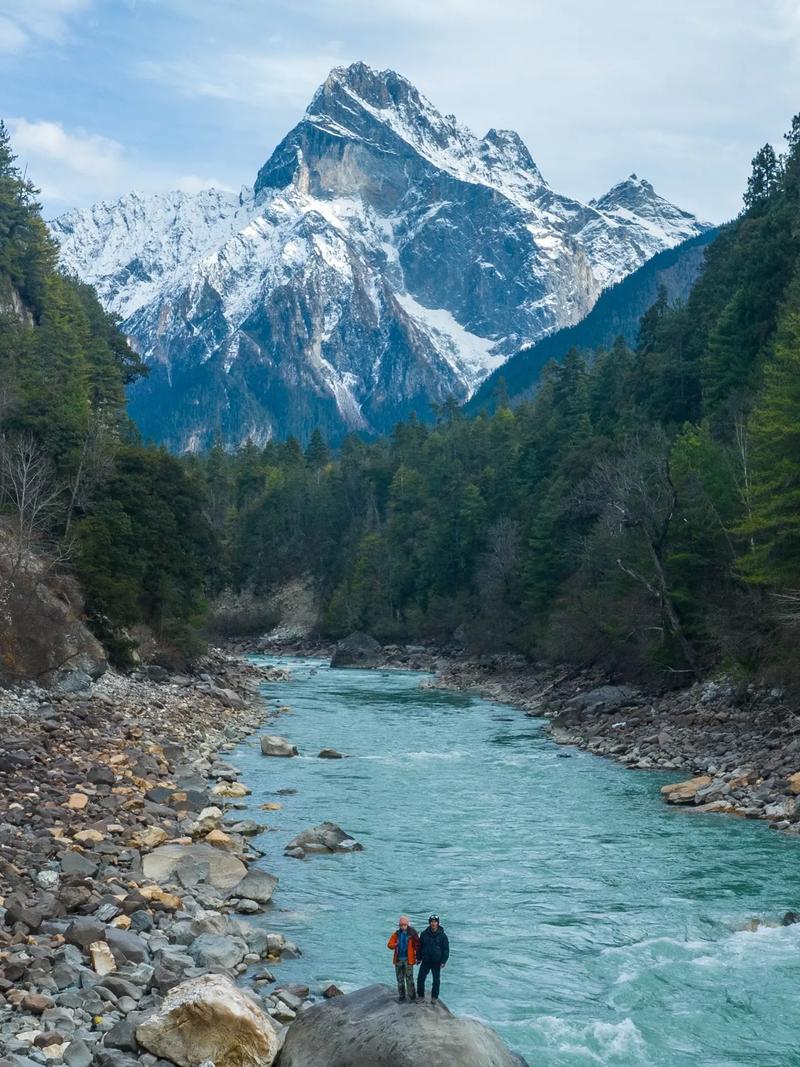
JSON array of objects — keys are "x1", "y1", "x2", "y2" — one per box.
[
  {"x1": 260, "y1": 735, "x2": 298, "y2": 758},
  {"x1": 231, "y1": 870, "x2": 278, "y2": 905},
  {"x1": 190, "y1": 933, "x2": 248, "y2": 970},
  {"x1": 141, "y1": 843, "x2": 246, "y2": 891},
  {"x1": 318, "y1": 749, "x2": 345, "y2": 759},
  {"x1": 660, "y1": 775, "x2": 713, "y2": 804},
  {"x1": 136, "y1": 974, "x2": 280, "y2": 1067},
  {"x1": 284, "y1": 822, "x2": 363, "y2": 857},
  {"x1": 569, "y1": 685, "x2": 638, "y2": 713},
  {"x1": 787, "y1": 771, "x2": 800, "y2": 795},
  {"x1": 330, "y1": 631, "x2": 383, "y2": 668},
  {"x1": 277, "y1": 984, "x2": 528, "y2": 1067}
]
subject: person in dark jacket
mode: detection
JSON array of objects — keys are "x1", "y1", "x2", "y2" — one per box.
[
  {"x1": 387, "y1": 915, "x2": 420, "y2": 1001},
  {"x1": 416, "y1": 914, "x2": 449, "y2": 1002}
]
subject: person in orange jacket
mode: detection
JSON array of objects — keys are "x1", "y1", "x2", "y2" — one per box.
[{"x1": 387, "y1": 915, "x2": 420, "y2": 1001}]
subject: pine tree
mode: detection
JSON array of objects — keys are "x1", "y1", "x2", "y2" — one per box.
[{"x1": 740, "y1": 274, "x2": 800, "y2": 587}]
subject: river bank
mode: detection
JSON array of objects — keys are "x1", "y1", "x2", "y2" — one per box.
[
  {"x1": 0, "y1": 651, "x2": 322, "y2": 1067},
  {"x1": 430, "y1": 656, "x2": 800, "y2": 832},
  {"x1": 235, "y1": 632, "x2": 800, "y2": 833}
]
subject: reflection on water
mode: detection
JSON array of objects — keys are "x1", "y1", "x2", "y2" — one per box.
[{"x1": 230, "y1": 657, "x2": 800, "y2": 1066}]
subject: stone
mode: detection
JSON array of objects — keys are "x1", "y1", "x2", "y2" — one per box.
[
  {"x1": 73, "y1": 829, "x2": 105, "y2": 845},
  {"x1": 787, "y1": 771, "x2": 800, "y2": 795},
  {"x1": 204, "y1": 829, "x2": 235, "y2": 850},
  {"x1": 104, "y1": 1017, "x2": 141, "y2": 1054},
  {"x1": 569, "y1": 685, "x2": 638, "y2": 713},
  {"x1": 63, "y1": 1039, "x2": 92, "y2": 1067},
  {"x1": 277, "y1": 984, "x2": 528, "y2": 1067},
  {"x1": 285, "y1": 822, "x2": 364, "y2": 856},
  {"x1": 318, "y1": 749, "x2": 345, "y2": 759},
  {"x1": 230, "y1": 870, "x2": 278, "y2": 905},
  {"x1": 330, "y1": 631, "x2": 383, "y2": 668},
  {"x1": 131, "y1": 827, "x2": 168, "y2": 851},
  {"x1": 136, "y1": 974, "x2": 280, "y2": 1067},
  {"x1": 660, "y1": 775, "x2": 713, "y2": 804},
  {"x1": 192, "y1": 807, "x2": 223, "y2": 834},
  {"x1": 88, "y1": 765, "x2": 116, "y2": 786},
  {"x1": 211, "y1": 781, "x2": 250, "y2": 798},
  {"x1": 60, "y1": 851, "x2": 98, "y2": 878},
  {"x1": 259, "y1": 736, "x2": 298, "y2": 758},
  {"x1": 65, "y1": 916, "x2": 106, "y2": 949},
  {"x1": 322, "y1": 984, "x2": 344, "y2": 998},
  {"x1": 190, "y1": 933, "x2": 248, "y2": 970},
  {"x1": 106, "y1": 926, "x2": 150, "y2": 965},
  {"x1": 66, "y1": 793, "x2": 89, "y2": 811},
  {"x1": 90, "y1": 941, "x2": 118, "y2": 976},
  {"x1": 22, "y1": 993, "x2": 54, "y2": 1014},
  {"x1": 141, "y1": 844, "x2": 246, "y2": 891}
]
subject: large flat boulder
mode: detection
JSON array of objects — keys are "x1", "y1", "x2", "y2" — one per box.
[
  {"x1": 141, "y1": 843, "x2": 246, "y2": 890},
  {"x1": 660, "y1": 775, "x2": 713, "y2": 805},
  {"x1": 330, "y1": 632, "x2": 383, "y2": 668},
  {"x1": 276, "y1": 984, "x2": 528, "y2": 1067},
  {"x1": 137, "y1": 974, "x2": 279, "y2": 1067}
]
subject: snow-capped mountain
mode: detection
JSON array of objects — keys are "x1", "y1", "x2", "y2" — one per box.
[{"x1": 52, "y1": 62, "x2": 712, "y2": 449}]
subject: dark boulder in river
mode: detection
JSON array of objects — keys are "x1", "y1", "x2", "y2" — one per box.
[
  {"x1": 276, "y1": 984, "x2": 529, "y2": 1067},
  {"x1": 330, "y1": 631, "x2": 383, "y2": 668}
]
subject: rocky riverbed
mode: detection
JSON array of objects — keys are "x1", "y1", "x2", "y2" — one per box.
[
  {"x1": 0, "y1": 651, "x2": 321, "y2": 1067},
  {"x1": 432, "y1": 657, "x2": 800, "y2": 833}
]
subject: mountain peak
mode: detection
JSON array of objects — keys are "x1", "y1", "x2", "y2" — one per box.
[{"x1": 315, "y1": 61, "x2": 420, "y2": 112}]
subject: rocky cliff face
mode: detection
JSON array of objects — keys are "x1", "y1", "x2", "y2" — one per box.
[{"x1": 51, "y1": 62, "x2": 711, "y2": 449}]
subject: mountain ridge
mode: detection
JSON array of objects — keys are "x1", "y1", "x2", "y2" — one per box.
[{"x1": 51, "y1": 61, "x2": 712, "y2": 449}]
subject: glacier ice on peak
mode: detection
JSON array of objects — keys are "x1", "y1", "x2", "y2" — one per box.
[{"x1": 51, "y1": 60, "x2": 712, "y2": 450}]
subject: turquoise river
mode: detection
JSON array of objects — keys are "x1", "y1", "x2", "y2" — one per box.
[{"x1": 230, "y1": 656, "x2": 800, "y2": 1066}]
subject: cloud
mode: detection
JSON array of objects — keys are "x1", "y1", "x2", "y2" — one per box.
[
  {"x1": 139, "y1": 48, "x2": 345, "y2": 108},
  {"x1": 7, "y1": 117, "x2": 235, "y2": 211},
  {"x1": 177, "y1": 174, "x2": 236, "y2": 194},
  {"x1": 8, "y1": 118, "x2": 126, "y2": 187},
  {"x1": 0, "y1": 14, "x2": 26, "y2": 51},
  {"x1": 0, "y1": 0, "x2": 91, "y2": 51}
]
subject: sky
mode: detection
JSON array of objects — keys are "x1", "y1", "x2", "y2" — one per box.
[{"x1": 0, "y1": 0, "x2": 798, "y2": 221}]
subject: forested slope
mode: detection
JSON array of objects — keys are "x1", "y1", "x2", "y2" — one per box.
[
  {"x1": 0, "y1": 123, "x2": 214, "y2": 679},
  {"x1": 468, "y1": 228, "x2": 718, "y2": 413},
  {"x1": 196, "y1": 115, "x2": 800, "y2": 686}
]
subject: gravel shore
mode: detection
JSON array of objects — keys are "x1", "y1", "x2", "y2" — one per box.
[
  {"x1": 0, "y1": 652, "x2": 320, "y2": 1067},
  {"x1": 431, "y1": 657, "x2": 800, "y2": 832}
]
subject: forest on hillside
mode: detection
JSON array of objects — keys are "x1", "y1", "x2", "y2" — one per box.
[
  {"x1": 191, "y1": 116, "x2": 800, "y2": 686},
  {"x1": 0, "y1": 122, "x2": 215, "y2": 678},
  {"x1": 2, "y1": 116, "x2": 800, "y2": 689}
]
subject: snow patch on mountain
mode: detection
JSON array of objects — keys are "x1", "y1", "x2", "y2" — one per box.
[{"x1": 51, "y1": 62, "x2": 712, "y2": 449}]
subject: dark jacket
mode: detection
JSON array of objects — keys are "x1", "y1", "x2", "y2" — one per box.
[{"x1": 418, "y1": 925, "x2": 449, "y2": 966}]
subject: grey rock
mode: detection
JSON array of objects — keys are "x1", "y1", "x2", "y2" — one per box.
[
  {"x1": 260, "y1": 735, "x2": 298, "y2": 758},
  {"x1": 189, "y1": 933, "x2": 248, "y2": 970},
  {"x1": 277, "y1": 983, "x2": 529, "y2": 1066},
  {"x1": 231, "y1": 870, "x2": 278, "y2": 905},
  {"x1": 60, "y1": 852, "x2": 98, "y2": 878},
  {"x1": 141, "y1": 843, "x2": 246, "y2": 891},
  {"x1": 285, "y1": 822, "x2": 363, "y2": 856},
  {"x1": 330, "y1": 632, "x2": 382, "y2": 669},
  {"x1": 65, "y1": 917, "x2": 105, "y2": 950}
]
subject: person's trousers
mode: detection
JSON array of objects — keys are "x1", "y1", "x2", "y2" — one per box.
[
  {"x1": 416, "y1": 961, "x2": 441, "y2": 999},
  {"x1": 395, "y1": 961, "x2": 416, "y2": 999}
]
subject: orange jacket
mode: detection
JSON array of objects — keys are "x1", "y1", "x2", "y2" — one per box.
[{"x1": 387, "y1": 927, "x2": 420, "y2": 965}]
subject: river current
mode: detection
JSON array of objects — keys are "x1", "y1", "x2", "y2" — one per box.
[{"x1": 230, "y1": 656, "x2": 800, "y2": 1066}]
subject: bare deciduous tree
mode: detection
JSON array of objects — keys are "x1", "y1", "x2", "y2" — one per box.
[{"x1": 0, "y1": 433, "x2": 66, "y2": 572}]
